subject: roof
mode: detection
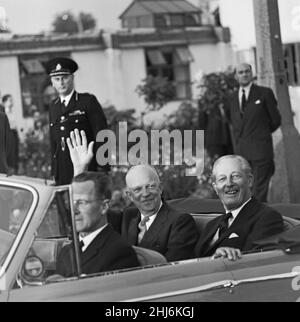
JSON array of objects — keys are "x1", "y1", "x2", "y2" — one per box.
[
  {"x1": 120, "y1": 0, "x2": 200, "y2": 19},
  {"x1": 0, "y1": 32, "x2": 105, "y2": 56}
]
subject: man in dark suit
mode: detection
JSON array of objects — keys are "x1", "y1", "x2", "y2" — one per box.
[
  {"x1": 123, "y1": 165, "x2": 199, "y2": 262},
  {"x1": 198, "y1": 102, "x2": 233, "y2": 160},
  {"x1": 56, "y1": 172, "x2": 139, "y2": 277},
  {"x1": 226, "y1": 63, "x2": 281, "y2": 202},
  {"x1": 46, "y1": 57, "x2": 109, "y2": 185},
  {"x1": 0, "y1": 111, "x2": 11, "y2": 174},
  {"x1": 194, "y1": 155, "x2": 284, "y2": 260}
]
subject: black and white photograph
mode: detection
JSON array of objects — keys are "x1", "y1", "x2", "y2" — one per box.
[{"x1": 0, "y1": 0, "x2": 300, "y2": 304}]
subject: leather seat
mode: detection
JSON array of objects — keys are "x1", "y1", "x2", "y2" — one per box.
[
  {"x1": 133, "y1": 246, "x2": 167, "y2": 266},
  {"x1": 191, "y1": 214, "x2": 300, "y2": 235}
]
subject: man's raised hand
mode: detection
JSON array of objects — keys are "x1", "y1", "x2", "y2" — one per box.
[{"x1": 66, "y1": 129, "x2": 94, "y2": 176}]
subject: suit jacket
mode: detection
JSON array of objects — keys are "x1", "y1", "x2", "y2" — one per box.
[
  {"x1": 121, "y1": 203, "x2": 199, "y2": 262},
  {"x1": 198, "y1": 104, "x2": 232, "y2": 149},
  {"x1": 56, "y1": 225, "x2": 139, "y2": 277},
  {"x1": 227, "y1": 84, "x2": 281, "y2": 161},
  {"x1": 49, "y1": 91, "x2": 108, "y2": 185},
  {"x1": 194, "y1": 198, "x2": 284, "y2": 258},
  {"x1": 0, "y1": 112, "x2": 11, "y2": 174}
]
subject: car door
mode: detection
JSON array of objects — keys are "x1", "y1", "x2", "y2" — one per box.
[
  {"x1": 7, "y1": 256, "x2": 235, "y2": 302},
  {"x1": 222, "y1": 249, "x2": 300, "y2": 302}
]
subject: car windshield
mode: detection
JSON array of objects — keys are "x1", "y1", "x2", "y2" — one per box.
[{"x1": 0, "y1": 185, "x2": 33, "y2": 266}]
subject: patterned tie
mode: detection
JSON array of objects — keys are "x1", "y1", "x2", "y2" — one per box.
[
  {"x1": 241, "y1": 89, "x2": 246, "y2": 114},
  {"x1": 218, "y1": 212, "x2": 232, "y2": 238},
  {"x1": 138, "y1": 216, "x2": 151, "y2": 244}
]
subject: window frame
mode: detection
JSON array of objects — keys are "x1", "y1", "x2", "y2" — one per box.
[{"x1": 145, "y1": 46, "x2": 192, "y2": 100}]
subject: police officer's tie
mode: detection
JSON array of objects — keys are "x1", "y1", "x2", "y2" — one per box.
[
  {"x1": 60, "y1": 99, "x2": 66, "y2": 115},
  {"x1": 241, "y1": 89, "x2": 246, "y2": 114},
  {"x1": 218, "y1": 212, "x2": 232, "y2": 238},
  {"x1": 138, "y1": 216, "x2": 150, "y2": 244}
]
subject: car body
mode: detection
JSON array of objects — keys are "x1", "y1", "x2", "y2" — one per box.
[{"x1": 1, "y1": 174, "x2": 300, "y2": 302}]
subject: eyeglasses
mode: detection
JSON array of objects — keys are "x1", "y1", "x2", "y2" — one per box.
[{"x1": 74, "y1": 199, "x2": 104, "y2": 207}]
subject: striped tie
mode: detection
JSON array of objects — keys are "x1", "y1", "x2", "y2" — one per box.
[{"x1": 138, "y1": 216, "x2": 150, "y2": 244}]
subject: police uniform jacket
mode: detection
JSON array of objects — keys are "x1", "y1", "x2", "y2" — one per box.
[{"x1": 49, "y1": 91, "x2": 108, "y2": 185}]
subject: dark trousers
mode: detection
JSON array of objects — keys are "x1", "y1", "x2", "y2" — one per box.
[{"x1": 249, "y1": 159, "x2": 275, "y2": 202}]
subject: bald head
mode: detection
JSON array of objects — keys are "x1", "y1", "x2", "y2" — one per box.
[
  {"x1": 126, "y1": 165, "x2": 160, "y2": 188},
  {"x1": 125, "y1": 165, "x2": 162, "y2": 216},
  {"x1": 235, "y1": 63, "x2": 253, "y2": 87}
]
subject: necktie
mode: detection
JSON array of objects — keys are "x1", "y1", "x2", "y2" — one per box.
[
  {"x1": 138, "y1": 216, "x2": 150, "y2": 244},
  {"x1": 218, "y1": 212, "x2": 232, "y2": 238},
  {"x1": 60, "y1": 100, "x2": 66, "y2": 115},
  {"x1": 241, "y1": 89, "x2": 246, "y2": 114},
  {"x1": 79, "y1": 240, "x2": 85, "y2": 252}
]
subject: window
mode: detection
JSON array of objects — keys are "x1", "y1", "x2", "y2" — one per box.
[
  {"x1": 19, "y1": 53, "x2": 70, "y2": 117},
  {"x1": 145, "y1": 46, "x2": 193, "y2": 100},
  {"x1": 283, "y1": 43, "x2": 300, "y2": 86},
  {"x1": 170, "y1": 14, "x2": 184, "y2": 27},
  {"x1": 0, "y1": 185, "x2": 33, "y2": 267},
  {"x1": 18, "y1": 190, "x2": 76, "y2": 287}
]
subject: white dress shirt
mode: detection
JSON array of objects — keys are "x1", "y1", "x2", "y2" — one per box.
[
  {"x1": 210, "y1": 197, "x2": 252, "y2": 245},
  {"x1": 60, "y1": 89, "x2": 75, "y2": 107},
  {"x1": 79, "y1": 224, "x2": 108, "y2": 252},
  {"x1": 140, "y1": 201, "x2": 163, "y2": 230}
]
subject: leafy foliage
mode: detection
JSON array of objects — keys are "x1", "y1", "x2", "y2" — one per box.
[
  {"x1": 136, "y1": 75, "x2": 176, "y2": 112},
  {"x1": 52, "y1": 11, "x2": 96, "y2": 34},
  {"x1": 18, "y1": 117, "x2": 52, "y2": 180},
  {"x1": 197, "y1": 69, "x2": 238, "y2": 113}
]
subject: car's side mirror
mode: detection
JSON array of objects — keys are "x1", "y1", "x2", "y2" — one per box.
[
  {"x1": 20, "y1": 256, "x2": 45, "y2": 286},
  {"x1": 23, "y1": 256, "x2": 44, "y2": 278}
]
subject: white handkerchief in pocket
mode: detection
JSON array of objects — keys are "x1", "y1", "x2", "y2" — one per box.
[{"x1": 229, "y1": 233, "x2": 239, "y2": 239}]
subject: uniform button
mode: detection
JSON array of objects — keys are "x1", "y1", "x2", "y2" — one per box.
[
  {"x1": 75, "y1": 119, "x2": 79, "y2": 123},
  {"x1": 61, "y1": 116, "x2": 66, "y2": 121},
  {"x1": 60, "y1": 126, "x2": 65, "y2": 131},
  {"x1": 50, "y1": 123, "x2": 53, "y2": 127}
]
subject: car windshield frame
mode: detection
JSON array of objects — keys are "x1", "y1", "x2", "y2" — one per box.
[{"x1": 0, "y1": 180, "x2": 39, "y2": 278}]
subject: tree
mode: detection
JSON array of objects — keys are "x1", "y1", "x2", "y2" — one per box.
[
  {"x1": 197, "y1": 70, "x2": 238, "y2": 114},
  {"x1": 136, "y1": 75, "x2": 175, "y2": 112},
  {"x1": 52, "y1": 11, "x2": 96, "y2": 34}
]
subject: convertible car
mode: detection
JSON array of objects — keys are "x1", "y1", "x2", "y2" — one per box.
[{"x1": 0, "y1": 174, "x2": 300, "y2": 302}]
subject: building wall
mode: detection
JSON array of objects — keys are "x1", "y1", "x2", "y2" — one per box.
[
  {"x1": 73, "y1": 48, "x2": 147, "y2": 112},
  {"x1": 72, "y1": 50, "x2": 110, "y2": 106},
  {"x1": 0, "y1": 38, "x2": 235, "y2": 131},
  {"x1": 190, "y1": 42, "x2": 234, "y2": 99},
  {"x1": 119, "y1": 47, "x2": 147, "y2": 112},
  {"x1": 0, "y1": 55, "x2": 33, "y2": 132}
]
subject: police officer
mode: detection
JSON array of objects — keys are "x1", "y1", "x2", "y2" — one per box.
[{"x1": 46, "y1": 57, "x2": 109, "y2": 185}]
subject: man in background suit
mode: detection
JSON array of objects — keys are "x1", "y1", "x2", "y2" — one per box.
[
  {"x1": 46, "y1": 57, "x2": 109, "y2": 185},
  {"x1": 0, "y1": 111, "x2": 11, "y2": 174},
  {"x1": 56, "y1": 171, "x2": 139, "y2": 277},
  {"x1": 227, "y1": 63, "x2": 281, "y2": 202},
  {"x1": 194, "y1": 155, "x2": 283, "y2": 260},
  {"x1": 123, "y1": 165, "x2": 199, "y2": 262}
]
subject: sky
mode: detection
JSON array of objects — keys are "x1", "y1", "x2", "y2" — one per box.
[
  {"x1": 0, "y1": 0, "x2": 299, "y2": 49},
  {"x1": 0, "y1": 0, "x2": 133, "y2": 33}
]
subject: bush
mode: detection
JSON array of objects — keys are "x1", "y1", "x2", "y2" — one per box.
[
  {"x1": 18, "y1": 125, "x2": 52, "y2": 180},
  {"x1": 136, "y1": 75, "x2": 176, "y2": 112}
]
